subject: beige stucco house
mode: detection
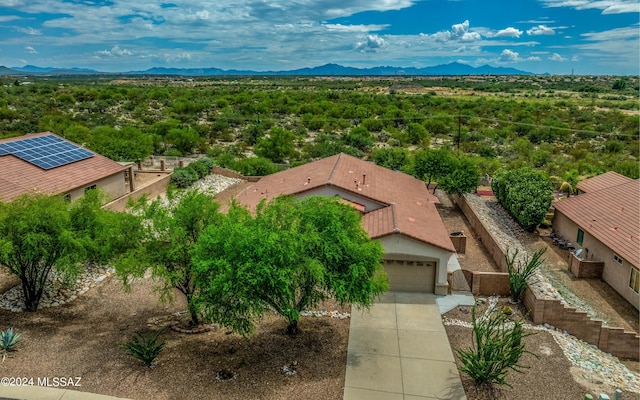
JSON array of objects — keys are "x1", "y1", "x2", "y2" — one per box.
[
  {"x1": 0, "y1": 132, "x2": 134, "y2": 203},
  {"x1": 233, "y1": 153, "x2": 461, "y2": 295},
  {"x1": 552, "y1": 172, "x2": 640, "y2": 310}
]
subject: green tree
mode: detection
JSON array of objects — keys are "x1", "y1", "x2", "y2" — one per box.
[
  {"x1": 0, "y1": 194, "x2": 84, "y2": 311},
  {"x1": 193, "y1": 196, "x2": 388, "y2": 335},
  {"x1": 117, "y1": 190, "x2": 221, "y2": 326},
  {"x1": 88, "y1": 126, "x2": 153, "y2": 162},
  {"x1": 492, "y1": 168, "x2": 553, "y2": 232},
  {"x1": 439, "y1": 156, "x2": 480, "y2": 195},
  {"x1": 255, "y1": 127, "x2": 297, "y2": 163},
  {"x1": 558, "y1": 169, "x2": 579, "y2": 198},
  {"x1": 406, "y1": 122, "x2": 430, "y2": 145},
  {"x1": 372, "y1": 147, "x2": 411, "y2": 171},
  {"x1": 413, "y1": 149, "x2": 454, "y2": 188}
]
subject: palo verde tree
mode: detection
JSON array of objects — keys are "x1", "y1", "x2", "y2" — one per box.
[
  {"x1": 193, "y1": 196, "x2": 388, "y2": 335},
  {"x1": 0, "y1": 194, "x2": 85, "y2": 311},
  {"x1": 116, "y1": 190, "x2": 221, "y2": 327}
]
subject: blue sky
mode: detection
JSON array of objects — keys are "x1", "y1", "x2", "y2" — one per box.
[{"x1": 0, "y1": 0, "x2": 638, "y2": 75}]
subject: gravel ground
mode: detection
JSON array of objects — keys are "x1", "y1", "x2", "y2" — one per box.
[
  {"x1": 0, "y1": 276, "x2": 350, "y2": 400},
  {"x1": 437, "y1": 190, "x2": 639, "y2": 398}
]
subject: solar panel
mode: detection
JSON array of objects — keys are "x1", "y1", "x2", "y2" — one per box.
[{"x1": 0, "y1": 134, "x2": 94, "y2": 170}]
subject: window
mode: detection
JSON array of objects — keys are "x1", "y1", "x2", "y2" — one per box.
[
  {"x1": 63, "y1": 193, "x2": 71, "y2": 202},
  {"x1": 630, "y1": 268, "x2": 640, "y2": 294},
  {"x1": 613, "y1": 254, "x2": 623, "y2": 265},
  {"x1": 85, "y1": 184, "x2": 97, "y2": 193},
  {"x1": 576, "y1": 228, "x2": 584, "y2": 246}
]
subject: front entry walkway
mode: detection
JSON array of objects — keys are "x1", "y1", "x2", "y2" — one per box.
[{"x1": 344, "y1": 292, "x2": 473, "y2": 400}]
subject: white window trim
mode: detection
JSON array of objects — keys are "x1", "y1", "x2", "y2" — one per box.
[{"x1": 613, "y1": 254, "x2": 623, "y2": 265}]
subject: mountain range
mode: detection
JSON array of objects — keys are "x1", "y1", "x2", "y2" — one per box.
[{"x1": 3, "y1": 62, "x2": 536, "y2": 76}]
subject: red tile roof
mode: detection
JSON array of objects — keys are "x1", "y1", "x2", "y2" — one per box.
[
  {"x1": 234, "y1": 153, "x2": 455, "y2": 252},
  {"x1": 553, "y1": 178, "x2": 640, "y2": 267},
  {"x1": 577, "y1": 171, "x2": 633, "y2": 193},
  {"x1": 0, "y1": 132, "x2": 127, "y2": 202}
]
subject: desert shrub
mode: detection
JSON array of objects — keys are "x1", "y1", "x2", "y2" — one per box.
[
  {"x1": 171, "y1": 167, "x2": 198, "y2": 189},
  {"x1": 0, "y1": 327, "x2": 22, "y2": 360},
  {"x1": 123, "y1": 330, "x2": 165, "y2": 367},
  {"x1": 456, "y1": 306, "x2": 535, "y2": 388},
  {"x1": 492, "y1": 168, "x2": 553, "y2": 232},
  {"x1": 234, "y1": 157, "x2": 279, "y2": 176},
  {"x1": 197, "y1": 157, "x2": 215, "y2": 172},
  {"x1": 189, "y1": 160, "x2": 210, "y2": 179},
  {"x1": 505, "y1": 247, "x2": 547, "y2": 303}
]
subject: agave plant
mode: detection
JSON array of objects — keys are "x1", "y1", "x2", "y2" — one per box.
[
  {"x1": 0, "y1": 327, "x2": 23, "y2": 361},
  {"x1": 123, "y1": 330, "x2": 165, "y2": 367}
]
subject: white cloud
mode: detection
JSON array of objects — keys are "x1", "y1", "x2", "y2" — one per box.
[
  {"x1": 498, "y1": 49, "x2": 541, "y2": 62},
  {"x1": 24, "y1": 45, "x2": 37, "y2": 54},
  {"x1": 94, "y1": 45, "x2": 133, "y2": 57},
  {"x1": 0, "y1": 15, "x2": 20, "y2": 22},
  {"x1": 431, "y1": 20, "x2": 481, "y2": 42},
  {"x1": 494, "y1": 27, "x2": 523, "y2": 38},
  {"x1": 499, "y1": 49, "x2": 520, "y2": 62},
  {"x1": 527, "y1": 25, "x2": 555, "y2": 35},
  {"x1": 356, "y1": 34, "x2": 385, "y2": 52},
  {"x1": 539, "y1": 0, "x2": 640, "y2": 14},
  {"x1": 549, "y1": 52, "x2": 566, "y2": 61},
  {"x1": 16, "y1": 26, "x2": 41, "y2": 35}
]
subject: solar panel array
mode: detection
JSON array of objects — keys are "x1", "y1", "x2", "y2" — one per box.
[{"x1": 0, "y1": 134, "x2": 94, "y2": 170}]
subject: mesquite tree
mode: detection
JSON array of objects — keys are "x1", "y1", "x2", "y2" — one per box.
[
  {"x1": 194, "y1": 196, "x2": 388, "y2": 335},
  {"x1": 0, "y1": 194, "x2": 84, "y2": 311},
  {"x1": 116, "y1": 190, "x2": 221, "y2": 327}
]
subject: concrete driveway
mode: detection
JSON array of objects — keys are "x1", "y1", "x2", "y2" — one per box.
[{"x1": 344, "y1": 292, "x2": 472, "y2": 400}]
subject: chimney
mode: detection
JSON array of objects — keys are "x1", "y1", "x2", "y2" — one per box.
[{"x1": 362, "y1": 174, "x2": 366, "y2": 185}]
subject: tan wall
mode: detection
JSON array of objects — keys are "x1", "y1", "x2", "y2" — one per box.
[
  {"x1": 211, "y1": 166, "x2": 260, "y2": 182},
  {"x1": 456, "y1": 195, "x2": 508, "y2": 272},
  {"x1": 568, "y1": 253, "x2": 604, "y2": 279},
  {"x1": 66, "y1": 172, "x2": 126, "y2": 203},
  {"x1": 463, "y1": 270, "x2": 510, "y2": 296},
  {"x1": 301, "y1": 186, "x2": 386, "y2": 212},
  {"x1": 554, "y1": 210, "x2": 639, "y2": 310},
  {"x1": 523, "y1": 287, "x2": 639, "y2": 359},
  {"x1": 103, "y1": 172, "x2": 172, "y2": 212}
]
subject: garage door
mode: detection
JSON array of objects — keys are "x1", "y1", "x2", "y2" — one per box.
[{"x1": 383, "y1": 260, "x2": 436, "y2": 292}]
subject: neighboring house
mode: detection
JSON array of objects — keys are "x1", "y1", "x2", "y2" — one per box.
[
  {"x1": 0, "y1": 132, "x2": 134, "y2": 203},
  {"x1": 234, "y1": 153, "x2": 460, "y2": 295},
  {"x1": 553, "y1": 173, "x2": 640, "y2": 310}
]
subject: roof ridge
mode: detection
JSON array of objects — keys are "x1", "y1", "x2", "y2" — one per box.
[
  {"x1": 327, "y1": 153, "x2": 342, "y2": 184},
  {"x1": 390, "y1": 202, "x2": 401, "y2": 233}
]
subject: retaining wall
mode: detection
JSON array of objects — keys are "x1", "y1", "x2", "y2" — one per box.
[
  {"x1": 103, "y1": 172, "x2": 172, "y2": 212},
  {"x1": 463, "y1": 270, "x2": 511, "y2": 296},
  {"x1": 211, "y1": 166, "x2": 260, "y2": 182},
  {"x1": 458, "y1": 194, "x2": 639, "y2": 360}
]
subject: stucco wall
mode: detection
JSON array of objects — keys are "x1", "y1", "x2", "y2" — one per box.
[
  {"x1": 301, "y1": 186, "x2": 386, "y2": 212},
  {"x1": 554, "y1": 210, "x2": 639, "y2": 310},
  {"x1": 66, "y1": 172, "x2": 126, "y2": 203},
  {"x1": 103, "y1": 172, "x2": 171, "y2": 212}
]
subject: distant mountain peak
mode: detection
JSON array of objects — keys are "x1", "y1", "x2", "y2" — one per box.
[{"x1": 1, "y1": 62, "x2": 536, "y2": 76}]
